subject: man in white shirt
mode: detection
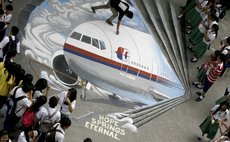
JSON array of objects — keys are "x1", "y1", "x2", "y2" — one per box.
[
  {"x1": 37, "y1": 96, "x2": 61, "y2": 142},
  {"x1": 53, "y1": 117, "x2": 71, "y2": 142},
  {"x1": 0, "y1": 26, "x2": 20, "y2": 61},
  {"x1": 3, "y1": 83, "x2": 34, "y2": 133}
]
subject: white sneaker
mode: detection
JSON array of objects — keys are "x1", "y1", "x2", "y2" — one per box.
[
  {"x1": 177, "y1": 14, "x2": 183, "y2": 19},
  {"x1": 191, "y1": 57, "x2": 198, "y2": 62},
  {"x1": 192, "y1": 81, "x2": 199, "y2": 85},
  {"x1": 196, "y1": 84, "x2": 204, "y2": 89}
]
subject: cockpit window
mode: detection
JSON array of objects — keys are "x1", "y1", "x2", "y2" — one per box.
[
  {"x1": 99, "y1": 40, "x2": 106, "y2": 50},
  {"x1": 70, "y1": 32, "x2": 82, "y2": 40},
  {"x1": 92, "y1": 38, "x2": 99, "y2": 49},
  {"x1": 81, "y1": 35, "x2": 91, "y2": 44}
]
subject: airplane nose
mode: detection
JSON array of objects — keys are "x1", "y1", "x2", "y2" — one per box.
[{"x1": 52, "y1": 50, "x2": 79, "y2": 86}]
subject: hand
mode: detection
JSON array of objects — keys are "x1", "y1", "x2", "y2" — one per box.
[
  {"x1": 46, "y1": 84, "x2": 51, "y2": 91},
  {"x1": 65, "y1": 97, "x2": 71, "y2": 104},
  {"x1": 33, "y1": 131, "x2": 38, "y2": 137},
  {"x1": 116, "y1": 30, "x2": 119, "y2": 35}
]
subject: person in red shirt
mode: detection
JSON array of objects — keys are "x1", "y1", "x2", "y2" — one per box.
[{"x1": 196, "y1": 52, "x2": 225, "y2": 102}]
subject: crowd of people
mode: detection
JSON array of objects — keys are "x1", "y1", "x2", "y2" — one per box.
[
  {"x1": 0, "y1": 1, "x2": 91, "y2": 142},
  {"x1": 178, "y1": 0, "x2": 230, "y2": 141}
]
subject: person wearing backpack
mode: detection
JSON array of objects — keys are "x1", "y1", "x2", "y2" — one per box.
[
  {"x1": 59, "y1": 88, "x2": 77, "y2": 119},
  {"x1": 46, "y1": 117, "x2": 71, "y2": 142},
  {"x1": 3, "y1": 83, "x2": 34, "y2": 133},
  {"x1": 37, "y1": 96, "x2": 60, "y2": 142},
  {"x1": 21, "y1": 96, "x2": 47, "y2": 129},
  {"x1": 0, "y1": 26, "x2": 19, "y2": 61},
  {"x1": 17, "y1": 126, "x2": 38, "y2": 142}
]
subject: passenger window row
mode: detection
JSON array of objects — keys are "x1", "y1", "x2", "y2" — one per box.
[{"x1": 70, "y1": 32, "x2": 106, "y2": 50}]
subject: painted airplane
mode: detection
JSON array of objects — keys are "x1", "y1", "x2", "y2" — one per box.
[{"x1": 63, "y1": 21, "x2": 185, "y2": 105}]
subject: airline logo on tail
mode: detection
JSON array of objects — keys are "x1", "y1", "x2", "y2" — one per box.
[{"x1": 116, "y1": 47, "x2": 129, "y2": 61}]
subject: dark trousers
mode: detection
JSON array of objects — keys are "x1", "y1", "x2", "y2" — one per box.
[
  {"x1": 3, "y1": 113, "x2": 21, "y2": 133},
  {"x1": 0, "y1": 96, "x2": 7, "y2": 109},
  {"x1": 203, "y1": 79, "x2": 214, "y2": 93},
  {"x1": 224, "y1": 88, "x2": 230, "y2": 96}
]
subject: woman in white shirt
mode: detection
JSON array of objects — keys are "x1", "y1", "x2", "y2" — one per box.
[
  {"x1": 17, "y1": 127, "x2": 38, "y2": 142},
  {"x1": 191, "y1": 23, "x2": 219, "y2": 62},
  {"x1": 59, "y1": 88, "x2": 77, "y2": 118},
  {"x1": 198, "y1": 101, "x2": 229, "y2": 141},
  {"x1": 32, "y1": 78, "x2": 50, "y2": 100}
]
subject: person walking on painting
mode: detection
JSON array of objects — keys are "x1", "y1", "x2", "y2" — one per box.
[{"x1": 91, "y1": 0, "x2": 133, "y2": 35}]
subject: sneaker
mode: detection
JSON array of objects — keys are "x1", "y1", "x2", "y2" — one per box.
[
  {"x1": 177, "y1": 14, "x2": 183, "y2": 19},
  {"x1": 195, "y1": 95, "x2": 205, "y2": 102},
  {"x1": 192, "y1": 81, "x2": 199, "y2": 85},
  {"x1": 196, "y1": 84, "x2": 204, "y2": 89},
  {"x1": 191, "y1": 57, "x2": 198, "y2": 62},
  {"x1": 106, "y1": 20, "x2": 113, "y2": 26},
  {"x1": 91, "y1": 7, "x2": 96, "y2": 13}
]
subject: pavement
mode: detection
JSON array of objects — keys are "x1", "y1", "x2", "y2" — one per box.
[{"x1": 0, "y1": 0, "x2": 230, "y2": 142}]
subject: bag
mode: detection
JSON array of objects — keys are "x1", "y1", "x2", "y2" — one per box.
[
  {"x1": 2, "y1": 36, "x2": 18, "y2": 58},
  {"x1": 21, "y1": 107, "x2": 35, "y2": 128},
  {"x1": 39, "y1": 108, "x2": 58, "y2": 132},
  {"x1": 6, "y1": 86, "x2": 26, "y2": 115},
  {"x1": 46, "y1": 124, "x2": 63, "y2": 142}
]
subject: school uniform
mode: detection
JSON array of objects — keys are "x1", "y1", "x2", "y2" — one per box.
[
  {"x1": 186, "y1": 0, "x2": 209, "y2": 28},
  {"x1": 3, "y1": 87, "x2": 31, "y2": 132},
  {"x1": 37, "y1": 106, "x2": 60, "y2": 142},
  {"x1": 53, "y1": 123, "x2": 65, "y2": 142},
  {"x1": 193, "y1": 29, "x2": 216, "y2": 59},
  {"x1": 18, "y1": 131, "x2": 37, "y2": 142},
  {"x1": 59, "y1": 91, "x2": 76, "y2": 118},
  {"x1": 40, "y1": 106, "x2": 60, "y2": 123},
  {"x1": 0, "y1": 35, "x2": 21, "y2": 59},
  {"x1": 199, "y1": 105, "x2": 229, "y2": 140}
]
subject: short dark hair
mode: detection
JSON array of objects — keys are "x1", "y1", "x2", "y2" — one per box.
[
  {"x1": 11, "y1": 26, "x2": 19, "y2": 36},
  {"x1": 49, "y1": 96, "x2": 59, "y2": 108},
  {"x1": 226, "y1": 36, "x2": 230, "y2": 45},
  {"x1": 84, "y1": 138, "x2": 92, "y2": 142},
  {"x1": 23, "y1": 74, "x2": 34, "y2": 84},
  {"x1": 22, "y1": 82, "x2": 34, "y2": 93},
  {"x1": 34, "y1": 78, "x2": 48, "y2": 91},
  {"x1": 126, "y1": 10, "x2": 133, "y2": 19},
  {"x1": 68, "y1": 88, "x2": 77, "y2": 102},
  {"x1": 6, "y1": 4, "x2": 13, "y2": 11},
  {"x1": 60, "y1": 117, "x2": 71, "y2": 128}
]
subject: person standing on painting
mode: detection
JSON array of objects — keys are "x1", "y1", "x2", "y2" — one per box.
[
  {"x1": 91, "y1": 0, "x2": 133, "y2": 35},
  {"x1": 198, "y1": 101, "x2": 229, "y2": 141}
]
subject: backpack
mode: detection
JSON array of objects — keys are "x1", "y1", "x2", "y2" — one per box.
[
  {"x1": 21, "y1": 107, "x2": 35, "y2": 128},
  {"x1": 39, "y1": 108, "x2": 58, "y2": 132},
  {"x1": 5, "y1": 86, "x2": 26, "y2": 115},
  {"x1": 2, "y1": 36, "x2": 18, "y2": 58},
  {"x1": 46, "y1": 124, "x2": 63, "y2": 142}
]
